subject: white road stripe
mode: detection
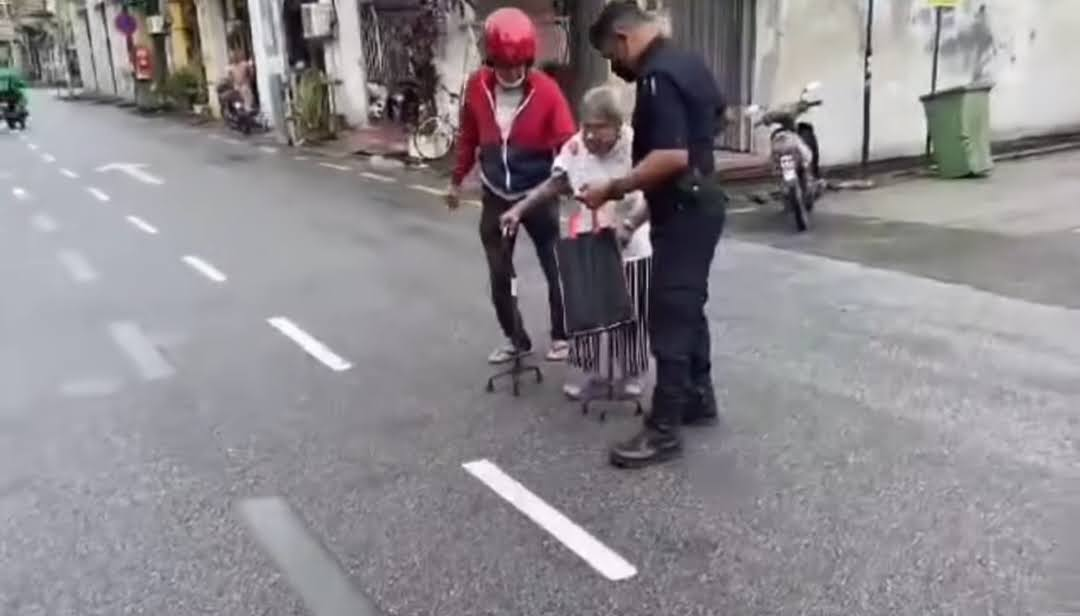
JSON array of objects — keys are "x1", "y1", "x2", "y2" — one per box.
[
  {"x1": 319, "y1": 162, "x2": 351, "y2": 171},
  {"x1": 12, "y1": 186, "x2": 29, "y2": 200},
  {"x1": 259, "y1": 145, "x2": 279, "y2": 154},
  {"x1": 293, "y1": 155, "x2": 309, "y2": 161},
  {"x1": 126, "y1": 215, "x2": 159, "y2": 235},
  {"x1": 224, "y1": 137, "x2": 243, "y2": 145},
  {"x1": 41, "y1": 153, "x2": 56, "y2": 163},
  {"x1": 60, "y1": 168, "x2": 79, "y2": 179},
  {"x1": 57, "y1": 249, "x2": 99, "y2": 283},
  {"x1": 727, "y1": 206, "x2": 757, "y2": 214},
  {"x1": 267, "y1": 317, "x2": 352, "y2": 372},
  {"x1": 87, "y1": 187, "x2": 110, "y2": 202},
  {"x1": 108, "y1": 321, "x2": 175, "y2": 381},
  {"x1": 409, "y1": 184, "x2": 445, "y2": 196},
  {"x1": 462, "y1": 459, "x2": 638, "y2": 582},
  {"x1": 359, "y1": 171, "x2": 394, "y2": 183},
  {"x1": 30, "y1": 212, "x2": 58, "y2": 232},
  {"x1": 27, "y1": 143, "x2": 38, "y2": 151},
  {"x1": 238, "y1": 498, "x2": 381, "y2": 616},
  {"x1": 182, "y1": 255, "x2": 227, "y2": 283},
  {"x1": 208, "y1": 133, "x2": 225, "y2": 141}
]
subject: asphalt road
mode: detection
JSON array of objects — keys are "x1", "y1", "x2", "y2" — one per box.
[{"x1": 2, "y1": 92, "x2": 1078, "y2": 616}]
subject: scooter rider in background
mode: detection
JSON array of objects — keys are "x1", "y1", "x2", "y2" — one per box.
[
  {"x1": 581, "y1": 1, "x2": 727, "y2": 469},
  {"x1": 446, "y1": 7, "x2": 577, "y2": 365},
  {"x1": 0, "y1": 64, "x2": 29, "y2": 127}
]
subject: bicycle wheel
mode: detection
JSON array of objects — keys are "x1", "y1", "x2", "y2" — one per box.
[{"x1": 412, "y1": 116, "x2": 456, "y2": 161}]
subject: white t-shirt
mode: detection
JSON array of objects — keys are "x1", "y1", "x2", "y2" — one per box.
[{"x1": 551, "y1": 126, "x2": 652, "y2": 259}]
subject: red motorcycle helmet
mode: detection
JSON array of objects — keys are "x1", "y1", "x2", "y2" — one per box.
[{"x1": 484, "y1": 7, "x2": 537, "y2": 67}]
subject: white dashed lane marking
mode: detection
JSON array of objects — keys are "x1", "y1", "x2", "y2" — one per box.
[
  {"x1": 409, "y1": 184, "x2": 445, "y2": 196},
  {"x1": 57, "y1": 249, "x2": 99, "y2": 284},
  {"x1": 727, "y1": 206, "x2": 757, "y2": 214},
  {"x1": 260, "y1": 145, "x2": 279, "y2": 154},
  {"x1": 182, "y1": 255, "x2": 227, "y2": 283},
  {"x1": 126, "y1": 215, "x2": 159, "y2": 235},
  {"x1": 30, "y1": 212, "x2": 58, "y2": 232},
  {"x1": 267, "y1": 317, "x2": 352, "y2": 372},
  {"x1": 108, "y1": 321, "x2": 175, "y2": 381},
  {"x1": 27, "y1": 143, "x2": 38, "y2": 151},
  {"x1": 238, "y1": 498, "x2": 382, "y2": 616},
  {"x1": 359, "y1": 171, "x2": 394, "y2": 183},
  {"x1": 12, "y1": 186, "x2": 29, "y2": 200},
  {"x1": 41, "y1": 153, "x2": 56, "y2": 163},
  {"x1": 87, "y1": 187, "x2": 110, "y2": 202},
  {"x1": 319, "y1": 162, "x2": 351, "y2": 171},
  {"x1": 60, "y1": 168, "x2": 79, "y2": 179},
  {"x1": 462, "y1": 459, "x2": 638, "y2": 582}
]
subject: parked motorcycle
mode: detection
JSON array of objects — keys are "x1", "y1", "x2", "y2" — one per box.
[
  {"x1": 746, "y1": 82, "x2": 825, "y2": 232},
  {"x1": 216, "y1": 80, "x2": 260, "y2": 135},
  {"x1": 3, "y1": 99, "x2": 27, "y2": 131}
]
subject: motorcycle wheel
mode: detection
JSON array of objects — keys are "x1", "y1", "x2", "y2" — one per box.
[
  {"x1": 786, "y1": 182, "x2": 810, "y2": 232},
  {"x1": 6, "y1": 119, "x2": 16, "y2": 130}
]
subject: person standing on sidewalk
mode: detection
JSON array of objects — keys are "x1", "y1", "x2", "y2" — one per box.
[
  {"x1": 446, "y1": 7, "x2": 577, "y2": 364},
  {"x1": 580, "y1": 1, "x2": 727, "y2": 469}
]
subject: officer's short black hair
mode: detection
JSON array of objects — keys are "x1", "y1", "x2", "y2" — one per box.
[{"x1": 589, "y1": 1, "x2": 651, "y2": 50}]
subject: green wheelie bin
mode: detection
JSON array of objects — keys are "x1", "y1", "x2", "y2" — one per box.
[{"x1": 920, "y1": 84, "x2": 994, "y2": 178}]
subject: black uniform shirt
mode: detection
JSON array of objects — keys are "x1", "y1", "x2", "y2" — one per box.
[{"x1": 631, "y1": 38, "x2": 722, "y2": 223}]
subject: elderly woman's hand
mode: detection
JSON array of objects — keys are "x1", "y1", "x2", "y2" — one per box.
[
  {"x1": 576, "y1": 181, "x2": 614, "y2": 210},
  {"x1": 499, "y1": 206, "x2": 523, "y2": 236}
]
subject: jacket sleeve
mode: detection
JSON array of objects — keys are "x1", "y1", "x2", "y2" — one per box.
[
  {"x1": 547, "y1": 83, "x2": 577, "y2": 152},
  {"x1": 451, "y1": 76, "x2": 479, "y2": 186}
]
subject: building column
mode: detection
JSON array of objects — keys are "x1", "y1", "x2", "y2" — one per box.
[
  {"x1": 325, "y1": 0, "x2": 367, "y2": 127},
  {"x1": 194, "y1": 0, "x2": 227, "y2": 115}
]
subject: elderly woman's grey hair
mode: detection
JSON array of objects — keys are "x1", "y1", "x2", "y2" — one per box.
[{"x1": 581, "y1": 86, "x2": 626, "y2": 126}]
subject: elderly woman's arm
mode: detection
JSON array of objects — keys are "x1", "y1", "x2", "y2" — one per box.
[{"x1": 499, "y1": 172, "x2": 572, "y2": 232}]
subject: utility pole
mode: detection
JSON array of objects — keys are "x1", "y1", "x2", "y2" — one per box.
[
  {"x1": 925, "y1": 5, "x2": 943, "y2": 159},
  {"x1": 860, "y1": 0, "x2": 874, "y2": 174}
]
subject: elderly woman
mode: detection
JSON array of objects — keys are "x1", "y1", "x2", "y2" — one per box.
[{"x1": 501, "y1": 86, "x2": 652, "y2": 399}]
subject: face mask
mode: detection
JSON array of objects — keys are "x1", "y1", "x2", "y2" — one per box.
[{"x1": 496, "y1": 73, "x2": 525, "y2": 89}]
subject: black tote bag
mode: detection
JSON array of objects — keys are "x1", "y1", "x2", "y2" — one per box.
[{"x1": 555, "y1": 213, "x2": 634, "y2": 336}]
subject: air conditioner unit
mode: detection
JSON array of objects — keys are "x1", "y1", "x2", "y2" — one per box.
[
  {"x1": 301, "y1": 1, "x2": 334, "y2": 39},
  {"x1": 146, "y1": 15, "x2": 166, "y2": 34}
]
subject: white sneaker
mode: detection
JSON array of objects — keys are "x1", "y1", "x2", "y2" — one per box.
[
  {"x1": 545, "y1": 340, "x2": 570, "y2": 362},
  {"x1": 488, "y1": 341, "x2": 530, "y2": 364}
]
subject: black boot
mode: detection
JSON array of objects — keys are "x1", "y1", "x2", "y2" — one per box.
[
  {"x1": 609, "y1": 424, "x2": 682, "y2": 469},
  {"x1": 683, "y1": 382, "x2": 719, "y2": 427}
]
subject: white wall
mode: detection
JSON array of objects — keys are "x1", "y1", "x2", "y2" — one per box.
[
  {"x1": 194, "y1": 0, "x2": 227, "y2": 114},
  {"x1": 323, "y1": 0, "x2": 367, "y2": 127},
  {"x1": 87, "y1": 1, "x2": 115, "y2": 95},
  {"x1": 246, "y1": 0, "x2": 285, "y2": 136},
  {"x1": 753, "y1": 0, "x2": 1080, "y2": 166},
  {"x1": 103, "y1": 1, "x2": 134, "y2": 99},
  {"x1": 434, "y1": 2, "x2": 480, "y2": 120}
]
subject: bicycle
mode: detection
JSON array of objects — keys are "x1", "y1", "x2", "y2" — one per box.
[{"x1": 411, "y1": 84, "x2": 460, "y2": 162}]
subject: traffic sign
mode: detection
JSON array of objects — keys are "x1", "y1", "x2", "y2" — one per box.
[{"x1": 115, "y1": 11, "x2": 137, "y2": 36}]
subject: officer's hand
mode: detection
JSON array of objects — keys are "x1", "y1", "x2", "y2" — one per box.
[
  {"x1": 445, "y1": 183, "x2": 461, "y2": 211},
  {"x1": 499, "y1": 207, "x2": 522, "y2": 237},
  {"x1": 576, "y1": 181, "x2": 612, "y2": 211}
]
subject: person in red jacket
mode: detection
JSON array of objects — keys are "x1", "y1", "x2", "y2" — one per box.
[{"x1": 446, "y1": 7, "x2": 577, "y2": 364}]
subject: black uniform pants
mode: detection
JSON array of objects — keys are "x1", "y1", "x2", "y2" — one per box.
[
  {"x1": 647, "y1": 203, "x2": 725, "y2": 430},
  {"x1": 479, "y1": 189, "x2": 567, "y2": 349}
]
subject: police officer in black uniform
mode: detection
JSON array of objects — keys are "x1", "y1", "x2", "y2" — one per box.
[{"x1": 579, "y1": 1, "x2": 726, "y2": 469}]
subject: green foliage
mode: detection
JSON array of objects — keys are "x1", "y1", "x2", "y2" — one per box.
[{"x1": 161, "y1": 66, "x2": 206, "y2": 109}]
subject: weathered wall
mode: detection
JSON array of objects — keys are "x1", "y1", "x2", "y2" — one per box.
[
  {"x1": 322, "y1": 0, "x2": 368, "y2": 127},
  {"x1": 86, "y1": 1, "x2": 115, "y2": 95},
  {"x1": 69, "y1": 5, "x2": 97, "y2": 90},
  {"x1": 753, "y1": 0, "x2": 1080, "y2": 165}
]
